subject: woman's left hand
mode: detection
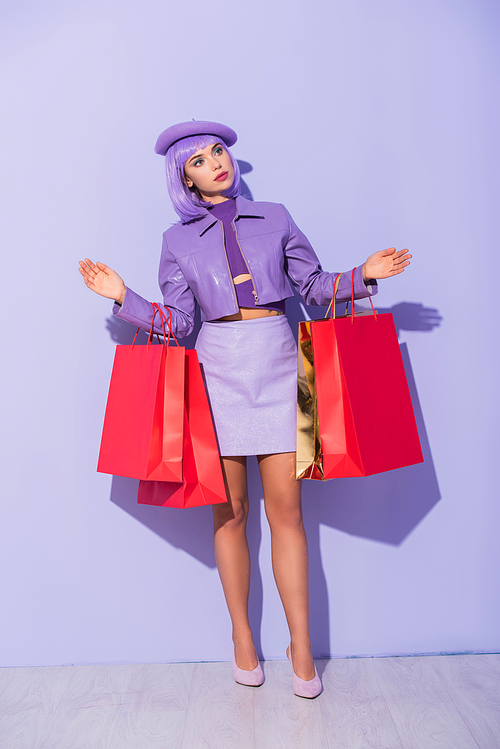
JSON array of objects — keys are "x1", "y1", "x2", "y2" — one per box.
[{"x1": 362, "y1": 248, "x2": 412, "y2": 280}]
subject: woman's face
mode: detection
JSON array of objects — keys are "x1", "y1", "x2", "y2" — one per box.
[{"x1": 183, "y1": 142, "x2": 234, "y2": 203}]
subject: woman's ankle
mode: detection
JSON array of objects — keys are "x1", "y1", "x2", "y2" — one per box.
[
  {"x1": 232, "y1": 631, "x2": 258, "y2": 669},
  {"x1": 289, "y1": 636, "x2": 312, "y2": 654},
  {"x1": 232, "y1": 626, "x2": 254, "y2": 646},
  {"x1": 287, "y1": 641, "x2": 316, "y2": 681}
]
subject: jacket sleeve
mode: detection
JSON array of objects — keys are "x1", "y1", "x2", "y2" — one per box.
[
  {"x1": 281, "y1": 205, "x2": 378, "y2": 306},
  {"x1": 112, "y1": 233, "x2": 196, "y2": 338}
]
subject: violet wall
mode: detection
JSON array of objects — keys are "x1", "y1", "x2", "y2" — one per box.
[{"x1": 1, "y1": 0, "x2": 499, "y2": 666}]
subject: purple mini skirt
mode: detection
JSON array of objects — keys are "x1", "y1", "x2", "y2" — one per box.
[{"x1": 195, "y1": 315, "x2": 298, "y2": 456}]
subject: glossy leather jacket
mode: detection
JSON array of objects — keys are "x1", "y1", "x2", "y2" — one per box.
[{"x1": 113, "y1": 196, "x2": 377, "y2": 338}]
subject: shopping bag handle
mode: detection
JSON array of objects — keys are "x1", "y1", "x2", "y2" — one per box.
[
  {"x1": 325, "y1": 274, "x2": 343, "y2": 319},
  {"x1": 151, "y1": 303, "x2": 180, "y2": 347},
  {"x1": 326, "y1": 269, "x2": 377, "y2": 323},
  {"x1": 348, "y1": 267, "x2": 377, "y2": 323},
  {"x1": 130, "y1": 303, "x2": 179, "y2": 349}
]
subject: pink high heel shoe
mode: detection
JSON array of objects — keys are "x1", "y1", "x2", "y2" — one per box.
[
  {"x1": 287, "y1": 646, "x2": 322, "y2": 698},
  {"x1": 232, "y1": 649, "x2": 264, "y2": 687}
]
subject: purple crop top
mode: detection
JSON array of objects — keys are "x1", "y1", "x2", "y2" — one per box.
[{"x1": 210, "y1": 199, "x2": 286, "y2": 314}]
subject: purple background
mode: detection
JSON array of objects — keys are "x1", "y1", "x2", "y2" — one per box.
[{"x1": 1, "y1": 0, "x2": 499, "y2": 666}]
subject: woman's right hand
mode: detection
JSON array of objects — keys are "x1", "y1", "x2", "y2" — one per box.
[{"x1": 78, "y1": 258, "x2": 127, "y2": 305}]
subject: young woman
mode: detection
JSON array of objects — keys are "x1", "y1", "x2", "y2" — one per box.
[{"x1": 79, "y1": 120, "x2": 411, "y2": 699}]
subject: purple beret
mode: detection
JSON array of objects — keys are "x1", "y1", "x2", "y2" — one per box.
[{"x1": 154, "y1": 120, "x2": 238, "y2": 156}]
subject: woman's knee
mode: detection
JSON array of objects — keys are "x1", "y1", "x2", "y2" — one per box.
[
  {"x1": 265, "y1": 495, "x2": 303, "y2": 531},
  {"x1": 216, "y1": 455, "x2": 249, "y2": 531},
  {"x1": 213, "y1": 494, "x2": 249, "y2": 531}
]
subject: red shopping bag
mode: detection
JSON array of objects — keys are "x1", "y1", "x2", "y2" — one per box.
[
  {"x1": 296, "y1": 271, "x2": 423, "y2": 480},
  {"x1": 97, "y1": 305, "x2": 184, "y2": 482},
  {"x1": 138, "y1": 348, "x2": 227, "y2": 508}
]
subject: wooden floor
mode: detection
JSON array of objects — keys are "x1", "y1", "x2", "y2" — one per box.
[{"x1": 0, "y1": 654, "x2": 499, "y2": 749}]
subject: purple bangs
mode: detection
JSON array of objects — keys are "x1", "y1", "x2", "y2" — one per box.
[{"x1": 165, "y1": 134, "x2": 241, "y2": 223}]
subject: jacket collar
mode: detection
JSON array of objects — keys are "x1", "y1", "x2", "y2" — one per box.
[
  {"x1": 235, "y1": 195, "x2": 265, "y2": 219},
  {"x1": 193, "y1": 196, "x2": 265, "y2": 237}
]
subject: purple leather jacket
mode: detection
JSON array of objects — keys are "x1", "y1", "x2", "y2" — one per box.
[{"x1": 113, "y1": 196, "x2": 377, "y2": 337}]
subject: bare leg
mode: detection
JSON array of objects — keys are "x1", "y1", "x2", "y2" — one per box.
[
  {"x1": 213, "y1": 456, "x2": 258, "y2": 671},
  {"x1": 257, "y1": 451, "x2": 315, "y2": 681}
]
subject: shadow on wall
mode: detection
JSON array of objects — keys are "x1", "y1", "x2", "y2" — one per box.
[
  {"x1": 107, "y1": 295, "x2": 442, "y2": 658},
  {"x1": 237, "y1": 160, "x2": 254, "y2": 201},
  {"x1": 288, "y1": 294, "x2": 442, "y2": 656}
]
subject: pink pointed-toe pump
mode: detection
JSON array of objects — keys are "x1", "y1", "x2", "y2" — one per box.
[
  {"x1": 232, "y1": 649, "x2": 264, "y2": 687},
  {"x1": 287, "y1": 646, "x2": 322, "y2": 699}
]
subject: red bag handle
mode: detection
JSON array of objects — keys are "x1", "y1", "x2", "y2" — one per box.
[
  {"x1": 341, "y1": 268, "x2": 378, "y2": 324},
  {"x1": 350, "y1": 267, "x2": 377, "y2": 323},
  {"x1": 131, "y1": 303, "x2": 180, "y2": 349},
  {"x1": 153, "y1": 304, "x2": 180, "y2": 347},
  {"x1": 151, "y1": 303, "x2": 180, "y2": 347},
  {"x1": 326, "y1": 269, "x2": 377, "y2": 323}
]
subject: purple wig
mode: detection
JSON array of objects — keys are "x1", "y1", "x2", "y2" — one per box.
[{"x1": 165, "y1": 134, "x2": 241, "y2": 223}]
